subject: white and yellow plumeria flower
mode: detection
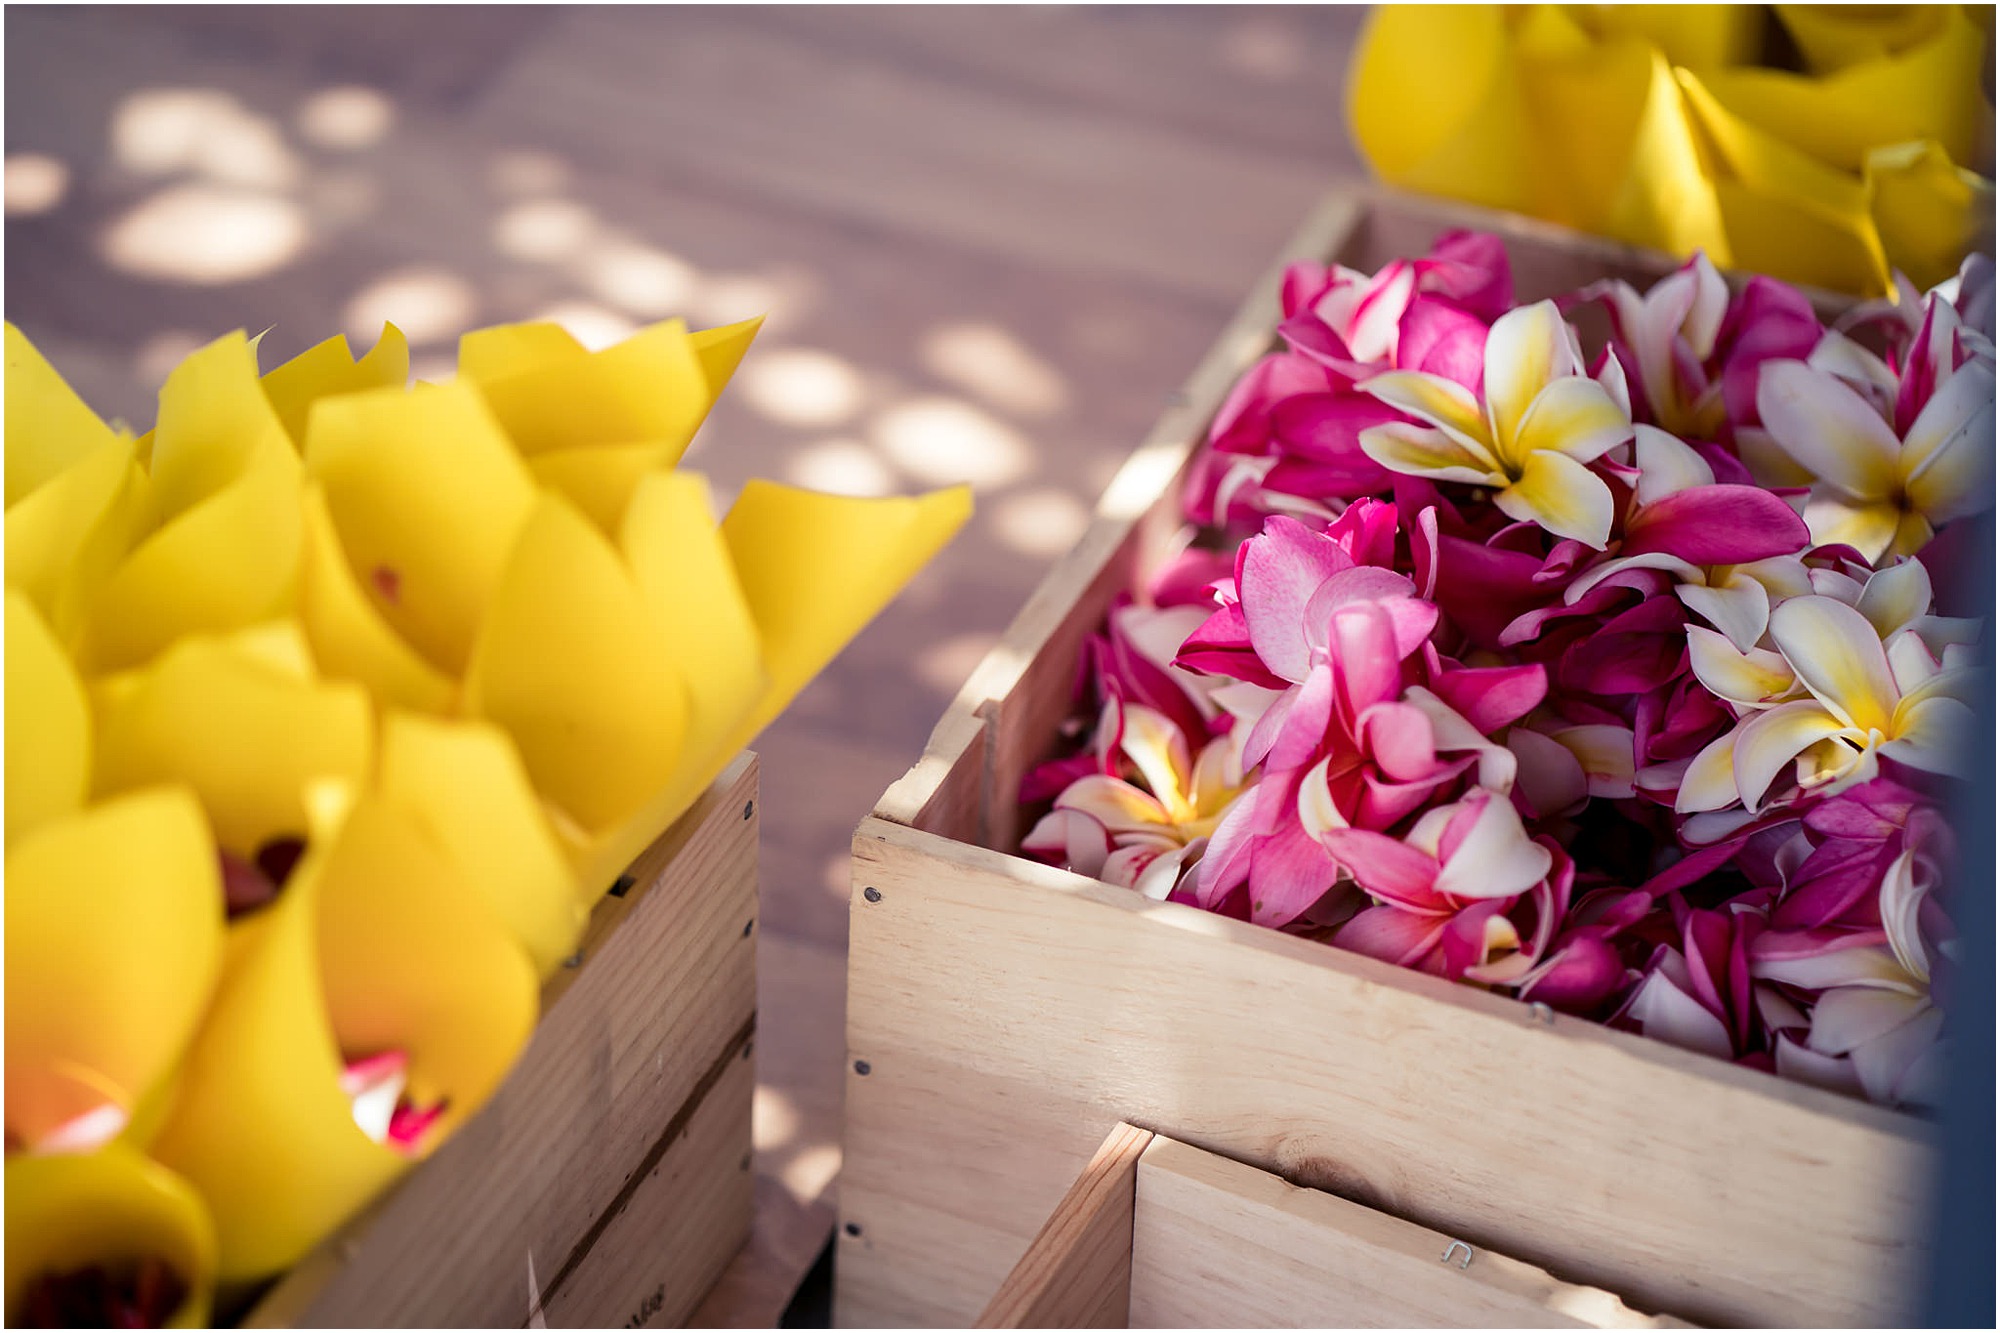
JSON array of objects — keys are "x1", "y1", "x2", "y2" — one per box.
[
  {"x1": 1358, "y1": 300, "x2": 1633, "y2": 546},
  {"x1": 1756, "y1": 336, "x2": 1995, "y2": 562},
  {"x1": 1679, "y1": 594, "x2": 1979, "y2": 814}
]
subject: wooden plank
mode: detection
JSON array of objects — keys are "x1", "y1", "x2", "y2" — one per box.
[
  {"x1": 540, "y1": 1030, "x2": 756, "y2": 1328},
  {"x1": 1129, "y1": 1135, "x2": 1686, "y2": 1329},
  {"x1": 976, "y1": 1123, "x2": 1154, "y2": 1329},
  {"x1": 839, "y1": 817, "x2": 1931, "y2": 1329},
  {"x1": 248, "y1": 757, "x2": 760, "y2": 1327}
]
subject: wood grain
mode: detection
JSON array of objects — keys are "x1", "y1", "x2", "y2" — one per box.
[
  {"x1": 246, "y1": 757, "x2": 759, "y2": 1327},
  {"x1": 977, "y1": 1122, "x2": 1154, "y2": 1329},
  {"x1": 1130, "y1": 1135, "x2": 1685, "y2": 1329},
  {"x1": 842, "y1": 818, "x2": 1929, "y2": 1329}
]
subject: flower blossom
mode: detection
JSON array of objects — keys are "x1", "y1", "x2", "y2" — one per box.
[{"x1": 1360, "y1": 300, "x2": 1634, "y2": 546}]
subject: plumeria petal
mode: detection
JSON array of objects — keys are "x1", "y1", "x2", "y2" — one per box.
[
  {"x1": 1356, "y1": 420, "x2": 1502, "y2": 486},
  {"x1": 1769, "y1": 595, "x2": 1900, "y2": 732},
  {"x1": 1510, "y1": 376, "x2": 1632, "y2": 468},
  {"x1": 1732, "y1": 701, "x2": 1852, "y2": 811},
  {"x1": 1054, "y1": 775, "x2": 1172, "y2": 836},
  {"x1": 1881, "y1": 694, "x2": 1979, "y2": 778},
  {"x1": 1756, "y1": 361, "x2": 1901, "y2": 500},
  {"x1": 1315, "y1": 827, "x2": 1441, "y2": 910},
  {"x1": 1494, "y1": 448, "x2": 1615, "y2": 547},
  {"x1": 1688, "y1": 626, "x2": 1798, "y2": 708},
  {"x1": 1357, "y1": 370, "x2": 1492, "y2": 453},
  {"x1": 1901, "y1": 360, "x2": 1997, "y2": 524},
  {"x1": 1483, "y1": 301, "x2": 1576, "y2": 444},
  {"x1": 1677, "y1": 577, "x2": 1772, "y2": 651},
  {"x1": 1433, "y1": 792, "x2": 1552, "y2": 900},
  {"x1": 1631, "y1": 425, "x2": 1714, "y2": 505},
  {"x1": 1239, "y1": 517, "x2": 1352, "y2": 682}
]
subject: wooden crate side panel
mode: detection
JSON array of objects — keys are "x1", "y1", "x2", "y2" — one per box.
[
  {"x1": 1129, "y1": 1135, "x2": 1683, "y2": 1329},
  {"x1": 252, "y1": 758, "x2": 761, "y2": 1327},
  {"x1": 840, "y1": 821, "x2": 1931, "y2": 1330},
  {"x1": 976, "y1": 1122, "x2": 1154, "y2": 1329},
  {"x1": 540, "y1": 1037, "x2": 756, "y2": 1328}
]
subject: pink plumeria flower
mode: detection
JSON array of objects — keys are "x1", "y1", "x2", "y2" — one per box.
[
  {"x1": 1754, "y1": 849, "x2": 1953, "y2": 1107},
  {"x1": 1359, "y1": 301, "x2": 1634, "y2": 547},
  {"x1": 1022, "y1": 701, "x2": 1245, "y2": 900},
  {"x1": 1312, "y1": 788, "x2": 1561, "y2": 984},
  {"x1": 1565, "y1": 427, "x2": 1813, "y2": 651},
  {"x1": 1754, "y1": 298, "x2": 1996, "y2": 562},
  {"x1": 1679, "y1": 594, "x2": 1980, "y2": 815},
  {"x1": 1617, "y1": 903, "x2": 1768, "y2": 1063}
]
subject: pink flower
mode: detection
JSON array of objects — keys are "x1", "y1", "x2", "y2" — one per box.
[{"x1": 1315, "y1": 789, "x2": 1569, "y2": 985}]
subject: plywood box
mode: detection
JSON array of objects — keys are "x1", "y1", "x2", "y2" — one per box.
[
  {"x1": 246, "y1": 754, "x2": 761, "y2": 1328},
  {"x1": 839, "y1": 188, "x2": 1937, "y2": 1329},
  {"x1": 979, "y1": 1122, "x2": 1690, "y2": 1329}
]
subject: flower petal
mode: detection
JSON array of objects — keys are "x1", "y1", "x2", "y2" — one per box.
[
  {"x1": 1357, "y1": 421, "x2": 1503, "y2": 486},
  {"x1": 1769, "y1": 595, "x2": 1900, "y2": 732},
  {"x1": 1755, "y1": 360, "x2": 1900, "y2": 500},
  {"x1": 1675, "y1": 728, "x2": 1742, "y2": 813},
  {"x1": 1238, "y1": 517, "x2": 1356, "y2": 681},
  {"x1": 1688, "y1": 625, "x2": 1798, "y2": 708},
  {"x1": 1854, "y1": 558, "x2": 1933, "y2": 640},
  {"x1": 1483, "y1": 300, "x2": 1576, "y2": 445},
  {"x1": 1732, "y1": 701, "x2": 1851, "y2": 811},
  {"x1": 1901, "y1": 360, "x2": 1997, "y2": 524},
  {"x1": 1433, "y1": 791, "x2": 1551, "y2": 900},
  {"x1": 1882, "y1": 693, "x2": 1979, "y2": 779},
  {"x1": 1510, "y1": 375, "x2": 1632, "y2": 468},
  {"x1": 1315, "y1": 827, "x2": 1441, "y2": 910},
  {"x1": 1677, "y1": 577, "x2": 1771, "y2": 651},
  {"x1": 1357, "y1": 370, "x2": 1492, "y2": 453},
  {"x1": 1493, "y1": 448, "x2": 1615, "y2": 548}
]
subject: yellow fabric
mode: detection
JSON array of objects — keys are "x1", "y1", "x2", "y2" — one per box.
[
  {"x1": 5, "y1": 1149, "x2": 216, "y2": 1328},
  {"x1": 1349, "y1": 3, "x2": 1994, "y2": 295}
]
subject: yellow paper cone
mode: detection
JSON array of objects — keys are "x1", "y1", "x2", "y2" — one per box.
[
  {"x1": 260, "y1": 322, "x2": 410, "y2": 450},
  {"x1": 5, "y1": 1148, "x2": 216, "y2": 1328},
  {"x1": 304, "y1": 381, "x2": 537, "y2": 676},
  {"x1": 1867, "y1": 137, "x2": 1997, "y2": 291},
  {"x1": 6, "y1": 590, "x2": 90, "y2": 848},
  {"x1": 377, "y1": 710, "x2": 585, "y2": 975},
  {"x1": 4, "y1": 322, "x2": 121, "y2": 508},
  {"x1": 149, "y1": 787, "x2": 538, "y2": 1280},
  {"x1": 91, "y1": 623, "x2": 374, "y2": 861},
  {"x1": 464, "y1": 492, "x2": 688, "y2": 846},
  {"x1": 5, "y1": 430, "x2": 150, "y2": 646},
  {"x1": 5, "y1": 787, "x2": 222, "y2": 1151}
]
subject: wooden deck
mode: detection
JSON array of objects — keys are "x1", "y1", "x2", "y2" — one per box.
[{"x1": 2, "y1": 5, "x2": 1366, "y2": 1323}]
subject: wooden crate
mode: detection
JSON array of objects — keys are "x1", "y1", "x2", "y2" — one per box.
[
  {"x1": 978, "y1": 1122, "x2": 1687, "y2": 1329},
  {"x1": 245, "y1": 754, "x2": 761, "y2": 1328},
  {"x1": 839, "y1": 187, "x2": 1937, "y2": 1329}
]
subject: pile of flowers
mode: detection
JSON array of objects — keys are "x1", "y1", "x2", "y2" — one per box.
[
  {"x1": 4, "y1": 317, "x2": 968, "y2": 1324},
  {"x1": 1022, "y1": 230, "x2": 1991, "y2": 1112}
]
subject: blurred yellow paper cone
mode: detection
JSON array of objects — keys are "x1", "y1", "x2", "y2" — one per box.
[
  {"x1": 304, "y1": 381, "x2": 538, "y2": 677},
  {"x1": 5, "y1": 1148, "x2": 217, "y2": 1328},
  {"x1": 1867, "y1": 138, "x2": 1997, "y2": 290},
  {"x1": 5, "y1": 787, "x2": 222, "y2": 1153},
  {"x1": 461, "y1": 316, "x2": 760, "y2": 532},
  {"x1": 377, "y1": 711, "x2": 585, "y2": 976},
  {"x1": 464, "y1": 492, "x2": 690, "y2": 891},
  {"x1": 77, "y1": 333, "x2": 303, "y2": 673},
  {"x1": 5, "y1": 322, "x2": 121, "y2": 507},
  {"x1": 149, "y1": 788, "x2": 537, "y2": 1280},
  {"x1": 90, "y1": 623, "x2": 374, "y2": 910},
  {"x1": 259, "y1": 323, "x2": 410, "y2": 450},
  {"x1": 6, "y1": 590, "x2": 90, "y2": 848},
  {"x1": 719, "y1": 480, "x2": 974, "y2": 750}
]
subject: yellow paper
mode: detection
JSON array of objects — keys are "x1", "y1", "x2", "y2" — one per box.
[
  {"x1": 304, "y1": 381, "x2": 538, "y2": 676},
  {"x1": 1775, "y1": 4, "x2": 1958, "y2": 73},
  {"x1": 6, "y1": 590, "x2": 90, "y2": 847},
  {"x1": 1702, "y1": 6, "x2": 1986, "y2": 172},
  {"x1": 91, "y1": 623, "x2": 374, "y2": 858},
  {"x1": 149, "y1": 787, "x2": 537, "y2": 1280},
  {"x1": 5, "y1": 1148, "x2": 216, "y2": 1328},
  {"x1": 1867, "y1": 137, "x2": 1997, "y2": 290},
  {"x1": 296, "y1": 484, "x2": 457, "y2": 715},
  {"x1": 462, "y1": 319, "x2": 709, "y2": 458},
  {"x1": 720, "y1": 480, "x2": 973, "y2": 749},
  {"x1": 259, "y1": 323, "x2": 410, "y2": 449},
  {"x1": 76, "y1": 425, "x2": 303, "y2": 673},
  {"x1": 5, "y1": 430, "x2": 151, "y2": 646},
  {"x1": 4, "y1": 322, "x2": 121, "y2": 508},
  {"x1": 377, "y1": 711, "x2": 585, "y2": 975},
  {"x1": 464, "y1": 492, "x2": 688, "y2": 840},
  {"x1": 5, "y1": 787, "x2": 222, "y2": 1151}
]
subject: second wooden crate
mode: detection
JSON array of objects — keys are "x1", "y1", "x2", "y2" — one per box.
[{"x1": 838, "y1": 189, "x2": 1936, "y2": 1329}]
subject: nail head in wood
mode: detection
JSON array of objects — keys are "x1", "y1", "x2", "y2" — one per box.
[
  {"x1": 844, "y1": 1222, "x2": 862, "y2": 1237},
  {"x1": 853, "y1": 1059, "x2": 871, "y2": 1076},
  {"x1": 742, "y1": 799, "x2": 754, "y2": 820},
  {"x1": 863, "y1": 886, "x2": 882, "y2": 903},
  {"x1": 562, "y1": 950, "x2": 584, "y2": 969},
  {"x1": 742, "y1": 918, "x2": 754, "y2": 938}
]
